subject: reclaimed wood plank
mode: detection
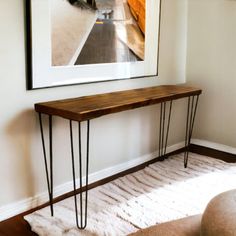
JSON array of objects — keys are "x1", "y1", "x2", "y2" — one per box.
[{"x1": 35, "y1": 85, "x2": 202, "y2": 121}]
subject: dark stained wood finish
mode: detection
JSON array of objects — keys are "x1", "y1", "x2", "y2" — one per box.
[
  {"x1": 0, "y1": 216, "x2": 37, "y2": 236},
  {"x1": 189, "y1": 144, "x2": 236, "y2": 163},
  {"x1": 35, "y1": 85, "x2": 202, "y2": 121}
]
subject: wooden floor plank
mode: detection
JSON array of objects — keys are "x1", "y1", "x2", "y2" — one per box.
[{"x1": 0, "y1": 216, "x2": 37, "y2": 236}]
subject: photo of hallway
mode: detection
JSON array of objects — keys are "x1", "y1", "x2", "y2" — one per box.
[{"x1": 51, "y1": 0, "x2": 145, "y2": 66}]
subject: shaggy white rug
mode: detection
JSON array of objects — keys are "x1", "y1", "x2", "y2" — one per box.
[{"x1": 25, "y1": 153, "x2": 236, "y2": 236}]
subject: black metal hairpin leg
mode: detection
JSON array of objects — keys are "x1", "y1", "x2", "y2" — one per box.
[
  {"x1": 159, "y1": 100, "x2": 173, "y2": 160},
  {"x1": 184, "y1": 95, "x2": 199, "y2": 168},
  {"x1": 70, "y1": 120, "x2": 90, "y2": 229},
  {"x1": 38, "y1": 113, "x2": 54, "y2": 216}
]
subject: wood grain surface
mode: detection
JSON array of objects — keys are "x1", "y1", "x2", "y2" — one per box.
[{"x1": 35, "y1": 85, "x2": 202, "y2": 121}]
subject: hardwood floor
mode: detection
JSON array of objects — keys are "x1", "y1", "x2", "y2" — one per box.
[
  {"x1": 0, "y1": 216, "x2": 37, "y2": 236},
  {"x1": 0, "y1": 145, "x2": 235, "y2": 236}
]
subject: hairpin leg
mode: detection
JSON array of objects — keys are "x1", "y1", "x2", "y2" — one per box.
[
  {"x1": 184, "y1": 95, "x2": 199, "y2": 168},
  {"x1": 70, "y1": 120, "x2": 90, "y2": 229},
  {"x1": 38, "y1": 113, "x2": 54, "y2": 216},
  {"x1": 159, "y1": 100, "x2": 173, "y2": 160}
]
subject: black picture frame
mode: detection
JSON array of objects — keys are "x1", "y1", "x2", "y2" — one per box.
[{"x1": 25, "y1": 0, "x2": 161, "y2": 90}]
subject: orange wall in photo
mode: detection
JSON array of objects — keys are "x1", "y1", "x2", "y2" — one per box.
[{"x1": 127, "y1": 0, "x2": 145, "y2": 35}]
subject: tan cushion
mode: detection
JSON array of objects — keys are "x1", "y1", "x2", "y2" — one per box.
[
  {"x1": 129, "y1": 215, "x2": 201, "y2": 236},
  {"x1": 201, "y1": 189, "x2": 236, "y2": 236}
]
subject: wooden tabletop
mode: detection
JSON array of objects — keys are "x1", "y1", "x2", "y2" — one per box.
[{"x1": 35, "y1": 85, "x2": 202, "y2": 122}]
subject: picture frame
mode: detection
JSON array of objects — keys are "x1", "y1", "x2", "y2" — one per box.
[{"x1": 26, "y1": 0, "x2": 161, "y2": 89}]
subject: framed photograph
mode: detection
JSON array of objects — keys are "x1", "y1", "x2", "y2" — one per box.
[{"x1": 26, "y1": 0, "x2": 161, "y2": 89}]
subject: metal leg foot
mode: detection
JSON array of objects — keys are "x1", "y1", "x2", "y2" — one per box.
[
  {"x1": 39, "y1": 113, "x2": 54, "y2": 216},
  {"x1": 184, "y1": 95, "x2": 199, "y2": 168},
  {"x1": 70, "y1": 120, "x2": 90, "y2": 229},
  {"x1": 159, "y1": 101, "x2": 173, "y2": 160}
]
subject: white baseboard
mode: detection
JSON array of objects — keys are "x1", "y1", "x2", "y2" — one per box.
[
  {"x1": 2, "y1": 139, "x2": 234, "y2": 222},
  {"x1": 191, "y1": 139, "x2": 236, "y2": 156},
  {"x1": 0, "y1": 141, "x2": 185, "y2": 222}
]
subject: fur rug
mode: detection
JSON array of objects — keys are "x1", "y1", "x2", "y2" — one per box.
[{"x1": 25, "y1": 153, "x2": 236, "y2": 235}]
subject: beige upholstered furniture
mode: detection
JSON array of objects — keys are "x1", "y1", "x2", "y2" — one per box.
[
  {"x1": 129, "y1": 215, "x2": 201, "y2": 236},
  {"x1": 201, "y1": 189, "x2": 236, "y2": 236},
  {"x1": 129, "y1": 189, "x2": 236, "y2": 236}
]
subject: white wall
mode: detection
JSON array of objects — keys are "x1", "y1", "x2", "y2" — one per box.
[
  {"x1": 0, "y1": 0, "x2": 188, "y2": 215},
  {"x1": 186, "y1": 0, "x2": 236, "y2": 147}
]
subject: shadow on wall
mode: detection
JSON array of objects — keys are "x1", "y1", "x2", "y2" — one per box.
[{"x1": 5, "y1": 109, "x2": 38, "y2": 203}]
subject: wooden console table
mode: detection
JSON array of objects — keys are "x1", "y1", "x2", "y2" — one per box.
[{"x1": 35, "y1": 85, "x2": 202, "y2": 229}]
